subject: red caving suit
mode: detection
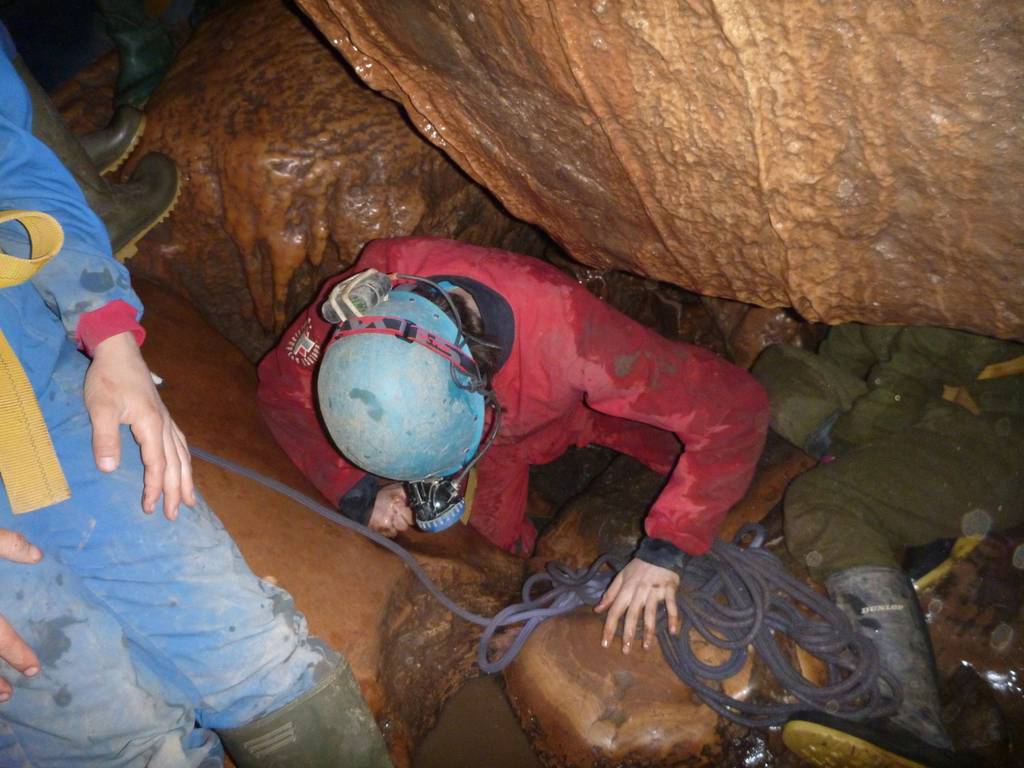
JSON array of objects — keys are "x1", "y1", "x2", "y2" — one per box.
[{"x1": 257, "y1": 237, "x2": 770, "y2": 557}]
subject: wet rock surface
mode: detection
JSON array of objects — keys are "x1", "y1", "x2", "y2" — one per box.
[
  {"x1": 702, "y1": 298, "x2": 824, "y2": 371},
  {"x1": 923, "y1": 533, "x2": 1024, "y2": 766},
  {"x1": 514, "y1": 444, "x2": 815, "y2": 767},
  {"x1": 505, "y1": 611, "x2": 755, "y2": 767},
  {"x1": 376, "y1": 526, "x2": 524, "y2": 757},
  {"x1": 298, "y1": 0, "x2": 1024, "y2": 340},
  {"x1": 59, "y1": 0, "x2": 545, "y2": 360}
]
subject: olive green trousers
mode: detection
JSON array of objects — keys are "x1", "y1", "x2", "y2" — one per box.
[{"x1": 754, "y1": 343, "x2": 1024, "y2": 580}]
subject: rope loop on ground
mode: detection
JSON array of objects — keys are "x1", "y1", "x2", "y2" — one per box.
[{"x1": 191, "y1": 448, "x2": 898, "y2": 728}]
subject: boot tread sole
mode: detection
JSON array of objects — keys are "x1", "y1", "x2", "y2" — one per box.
[
  {"x1": 99, "y1": 113, "x2": 147, "y2": 177},
  {"x1": 114, "y1": 164, "x2": 180, "y2": 262}
]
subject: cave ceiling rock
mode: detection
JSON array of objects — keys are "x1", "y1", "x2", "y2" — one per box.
[{"x1": 298, "y1": 0, "x2": 1024, "y2": 340}]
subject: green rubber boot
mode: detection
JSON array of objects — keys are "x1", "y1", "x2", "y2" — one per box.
[
  {"x1": 80, "y1": 105, "x2": 146, "y2": 175},
  {"x1": 15, "y1": 57, "x2": 179, "y2": 261},
  {"x1": 218, "y1": 659, "x2": 393, "y2": 768},
  {"x1": 95, "y1": 0, "x2": 175, "y2": 108}
]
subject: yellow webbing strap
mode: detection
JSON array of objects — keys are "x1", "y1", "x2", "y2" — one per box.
[
  {"x1": 941, "y1": 384, "x2": 981, "y2": 416},
  {"x1": 942, "y1": 353, "x2": 1024, "y2": 416},
  {"x1": 977, "y1": 355, "x2": 1024, "y2": 381},
  {"x1": 0, "y1": 210, "x2": 71, "y2": 514},
  {"x1": 460, "y1": 469, "x2": 478, "y2": 525},
  {"x1": 0, "y1": 210, "x2": 63, "y2": 287}
]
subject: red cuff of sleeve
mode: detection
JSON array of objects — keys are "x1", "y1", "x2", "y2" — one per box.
[{"x1": 76, "y1": 299, "x2": 146, "y2": 356}]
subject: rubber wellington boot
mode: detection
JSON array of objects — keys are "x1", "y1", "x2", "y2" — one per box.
[
  {"x1": 217, "y1": 659, "x2": 393, "y2": 768},
  {"x1": 14, "y1": 58, "x2": 179, "y2": 260},
  {"x1": 95, "y1": 0, "x2": 175, "y2": 109},
  {"x1": 80, "y1": 105, "x2": 146, "y2": 175},
  {"x1": 783, "y1": 566, "x2": 958, "y2": 768}
]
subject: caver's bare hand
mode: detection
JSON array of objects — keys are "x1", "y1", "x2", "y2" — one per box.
[
  {"x1": 368, "y1": 483, "x2": 413, "y2": 537},
  {"x1": 0, "y1": 530, "x2": 41, "y2": 702},
  {"x1": 595, "y1": 558, "x2": 681, "y2": 653},
  {"x1": 84, "y1": 332, "x2": 195, "y2": 519}
]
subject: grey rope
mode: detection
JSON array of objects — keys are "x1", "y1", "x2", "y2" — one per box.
[{"x1": 190, "y1": 447, "x2": 898, "y2": 728}]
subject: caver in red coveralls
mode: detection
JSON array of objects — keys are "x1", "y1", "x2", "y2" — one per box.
[{"x1": 258, "y1": 237, "x2": 769, "y2": 575}]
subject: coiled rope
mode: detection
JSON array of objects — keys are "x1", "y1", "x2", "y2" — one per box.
[{"x1": 191, "y1": 447, "x2": 897, "y2": 728}]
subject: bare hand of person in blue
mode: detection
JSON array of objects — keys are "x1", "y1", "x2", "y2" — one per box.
[
  {"x1": 84, "y1": 332, "x2": 196, "y2": 519},
  {"x1": 595, "y1": 558, "x2": 681, "y2": 653},
  {"x1": 0, "y1": 530, "x2": 41, "y2": 701}
]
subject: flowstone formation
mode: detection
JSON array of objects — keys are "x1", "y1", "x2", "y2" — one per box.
[
  {"x1": 60, "y1": 0, "x2": 545, "y2": 359},
  {"x1": 299, "y1": 0, "x2": 1024, "y2": 340}
]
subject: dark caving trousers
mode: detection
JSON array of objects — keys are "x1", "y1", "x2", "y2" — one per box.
[{"x1": 765, "y1": 349, "x2": 1024, "y2": 581}]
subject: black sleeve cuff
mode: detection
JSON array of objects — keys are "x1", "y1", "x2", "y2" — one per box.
[
  {"x1": 338, "y1": 475, "x2": 380, "y2": 526},
  {"x1": 635, "y1": 537, "x2": 686, "y2": 570}
]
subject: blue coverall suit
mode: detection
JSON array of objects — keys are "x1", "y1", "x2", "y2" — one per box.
[{"x1": 0, "y1": 36, "x2": 334, "y2": 767}]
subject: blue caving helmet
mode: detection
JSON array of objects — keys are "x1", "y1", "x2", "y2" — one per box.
[{"x1": 317, "y1": 290, "x2": 486, "y2": 481}]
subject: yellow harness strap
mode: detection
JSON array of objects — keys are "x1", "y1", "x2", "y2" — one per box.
[
  {"x1": 977, "y1": 355, "x2": 1024, "y2": 381},
  {"x1": 942, "y1": 353, "x2": 1024, "y2": 416},
  {"x1": 0, "y1": 210, "x2": 71, "y2": 514},
  {"x1": 941, "y1": 384, "x2": 982, "y2": 416},
  {"x1": 460, "y1": 469, "x2": 478, "y2": 525}
]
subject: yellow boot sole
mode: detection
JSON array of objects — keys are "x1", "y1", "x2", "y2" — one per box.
[
  {"x1": 783, "y1": 720, "x2": 929, "y2": 768},
  {"x1": 99, "y1": 113, "x2": 146, "y2": 176},
  {"x1": 114, "y1": 164, "x2": 181, "y2": 262}
]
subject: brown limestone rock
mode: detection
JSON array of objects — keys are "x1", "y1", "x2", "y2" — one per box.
[
  {"x1": 376, "y1": 524, "x2": 525, "y2": 754},
  {"x1": 513, "y1": 446, "x2": 820, "y2": 767},
  {"x1": 89, "y1": 0, "x2": 543, "y2": 359},
  {"x1": 703, "y1": 298, "x2": 824, "y2": 371},
  {"x1": 299, "y1": 0, "x2": 1024, "y2": 340},
  {"x1": 137, "y1": 279, "x2": 524, "y2": 766},
  {"x1": 504, "y1": 611, "x2": 757, "y2": 767}
]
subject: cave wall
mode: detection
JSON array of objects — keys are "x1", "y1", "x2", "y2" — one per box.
[
  {"x1": 59, "y1": 0, "x2": 546, "y2": 359},
  {"x1": 298, "y1": 0, "x2": 1024, "y2": 340}
]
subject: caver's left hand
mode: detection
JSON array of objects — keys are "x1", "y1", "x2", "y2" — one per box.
[
  {"x1": 595, "y1": 558, "x2": 680, "y2": 653},
  {"x1": 84, "y1": 331, "x2": 196, "y2": 520}
]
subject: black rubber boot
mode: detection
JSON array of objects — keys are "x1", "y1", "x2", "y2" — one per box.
[
  {"x1": 80, "y1": 105, "x2": 146, "y2": 175},
  {"x1": 95, "y1": 0, "x2": 175, "y2": 108},
  {"x1": 217, "y1": 659, "x2": 393, "y2": 768},
  {"x1": 15, "y1": 57, "x2": 179, "y2": 260},
  {"x1": 783, "y1": 566, "x2": 958, "y2": 768}
]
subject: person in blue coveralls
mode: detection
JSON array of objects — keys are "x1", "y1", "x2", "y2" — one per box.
[{"x1": 0, "y1": 25, "x2": 389, "y2": 768}]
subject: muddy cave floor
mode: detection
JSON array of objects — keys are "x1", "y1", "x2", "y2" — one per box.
[{"x1": 138, "y1": 280, "x2": 1024, "y2": 768}]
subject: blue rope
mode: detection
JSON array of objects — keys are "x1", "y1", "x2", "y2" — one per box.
[{"x1": 190, "y1": 447, "x2": 897, "y2": 728}]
